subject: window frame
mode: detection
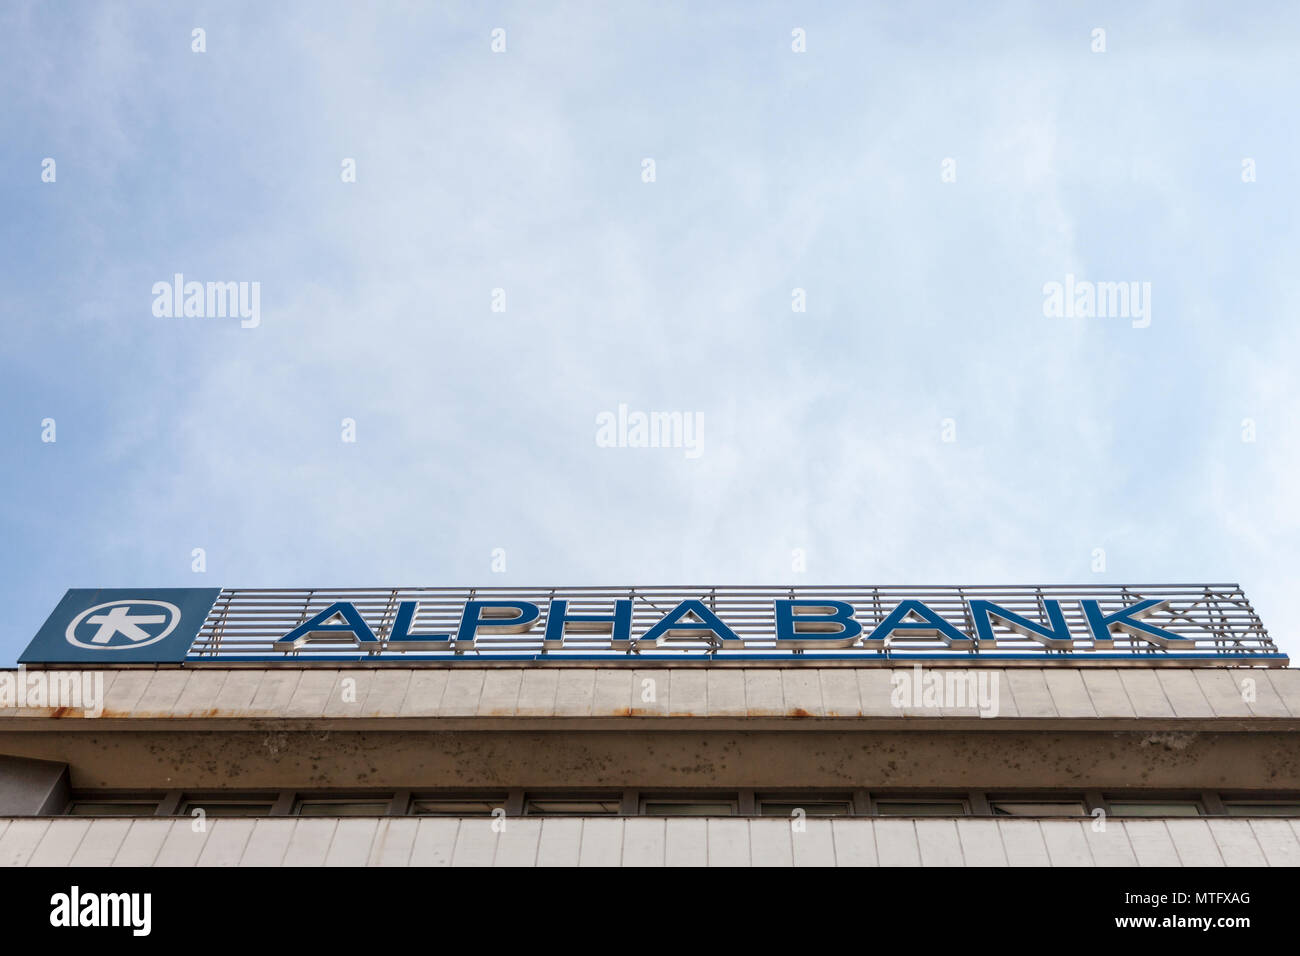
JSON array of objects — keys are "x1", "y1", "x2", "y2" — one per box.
[{"x1": 640, "y1": 791, "x2": 740, "y2": 817}]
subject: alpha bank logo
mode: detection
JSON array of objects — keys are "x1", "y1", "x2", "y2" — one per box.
[
  {"x1": 21, "y1": 588, "x2": 221, "y2": 664},
  {"x1": 65, "y1": 600, "x2": 182, "y2": 650}
]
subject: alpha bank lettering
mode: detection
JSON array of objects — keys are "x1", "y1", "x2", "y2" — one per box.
[{"x1": 273, "y1": 597, "x2": 1186, "y2": 653}]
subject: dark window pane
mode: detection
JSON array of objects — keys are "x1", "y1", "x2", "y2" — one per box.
[
  {"x1": 181, "y1": 803, "x2": 274, "y2": 818},
  {"x1": 526, "y1": 800, "x2": 621, "y2": 816},
  {"x1": 296, "y1": 801, "x2": 389, "y2": 816},
  {"x1": 643, "y1": 802, "x2": 735, "y2": 816},
  {"x1": 67, "y1": 802, "x2": 158, "y2": 817},
  {"x1": 876, "y1": 801, "x2": 966, "y2": 816},
  {"x1": 991, "y1": 802, "x2": 1087, "y2": 817},
  {"x1": 411, "y1": 800, "x2": 501, "y2": 816},
  {"x1": 1108, "y1": 802, "x2": 1201, "y2": 817},
  {"x1": 1224, "y1": 803, "x2": 1300, "y2": 817},
  {"x1": 758, "y1": 802, "x2": 852, "y2": 817}
]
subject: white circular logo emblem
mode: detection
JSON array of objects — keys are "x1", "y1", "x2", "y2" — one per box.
[{"x1": 64, "y1": 600, "x2": 182, "y2": 650}]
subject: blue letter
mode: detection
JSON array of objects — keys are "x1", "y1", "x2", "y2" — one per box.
[
  {"x1": 968, "y1": 599, "x2": 1073, "y2": 648},
  {"x1": 544, "y1": 599, "x2": 633, "y2": 650},
  {"x1": 863, "y1": 600, "x2": 972, "y2": 648},
  {"x1": 385, "y1": 601, "x2": 453, "y2": 651},
  {"x1": 1082, "y1": 599, "x2": 1185, "y2": 649},
  {"x1": 456, "y1": 600, "x2": 541, "y2": 649},
  {"x1": 639, "y1": 600, "x2": 740, "y2": 649},
  {"x1": 774, "y1": 600, "x2": 863, "y2": 648},
  {"x1": 274, "y1": 602, "x2": 377, "y2": 650}
]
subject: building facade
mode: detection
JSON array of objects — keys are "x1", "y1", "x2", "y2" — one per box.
[{"x1": 1, "y1": 584, "x2": 1297, "y2": 867}]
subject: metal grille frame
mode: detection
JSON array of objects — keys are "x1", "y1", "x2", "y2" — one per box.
[{"x1": 185, "y1": 584, "x2": 1286, "y2": 667}]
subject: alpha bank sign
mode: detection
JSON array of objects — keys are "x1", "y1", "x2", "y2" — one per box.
[{"x1": 18, "y1": 585, "x2": 1286, "y2": 665}]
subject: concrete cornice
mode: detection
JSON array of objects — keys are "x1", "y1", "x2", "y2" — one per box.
[{"x1": 1, "y1": 665, "x2": 1297, "y2": 725}]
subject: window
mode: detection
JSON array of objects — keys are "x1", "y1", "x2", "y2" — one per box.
[
  {"x1": 1107, "y1": 801, "x2": 1201, "y2": 817},
  {"x1": 181, "y1": 794, "x2": 276, "y2": 817},
  {"x1": 1223, "y1": 802, "x2": 1300, "y2": 817},
  {"x1": 66, "y1": 799, "x2": 159, "y2": 817},
  {"x1": 643, "y1": 803, "x2": 736, "y2": 816},
  {"x1": 295, "y1": 799, "x2": 391, "y2": 817},
  {"x1": 411, "y1": 797, "x2": 505, "y2": 816},
  {"x1": 991, "y1": 801, "x2": 1087, "y2": 817},
  {"x1": 526, "y1": 797, "x2": 621, "y2": 816},
  {"x1": 757, "y1": 794, "x2": 852, "y2": 817},
  {"x1": 642, "y1": 795, "x2": 737, "y2": 816},
  {"x1": 876, "y1": 800, "x2": 967, "y2": 816}
]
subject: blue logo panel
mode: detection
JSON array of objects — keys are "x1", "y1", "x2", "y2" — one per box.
[{"x1": 20, "y1": 588, "x2": 222, "y2": 664}]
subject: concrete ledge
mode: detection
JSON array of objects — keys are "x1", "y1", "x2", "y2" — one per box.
[{"x1": 2, "y1": 666, "x2": 1296, "y2": 722}]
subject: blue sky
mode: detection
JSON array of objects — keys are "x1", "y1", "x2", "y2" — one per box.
[{"x1": 2, "y1": 1, "x2": 1297, "y2": 664}]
